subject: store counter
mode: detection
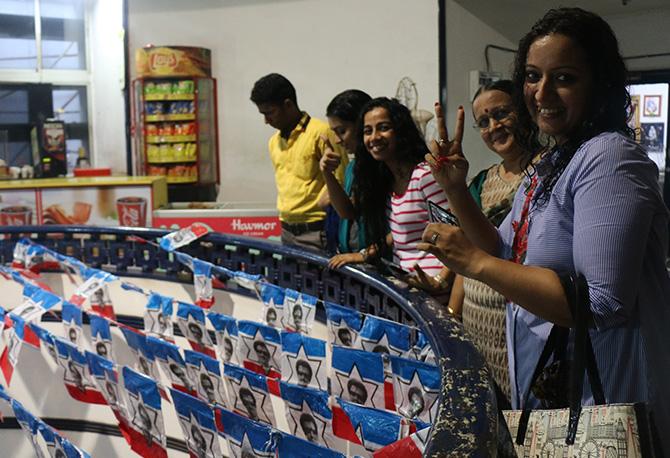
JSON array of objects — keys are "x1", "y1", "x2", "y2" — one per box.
[
  {"x1": 0, "y1": 176, "x2": 167, "y2": 227},
  {"x1": 152, "y1": 201, "x2": 280, "y2": 239}
]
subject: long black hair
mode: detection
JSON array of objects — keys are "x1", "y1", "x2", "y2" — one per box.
[
  {"x1": 511, "y1": 7, "x2": 633, "y2": 205},
  {"x1": 326, "y1": 89, "x2": 372, "y2": 123},
  {"x1": 352, "y1": 97, "x2": 430, "y2": 250}
]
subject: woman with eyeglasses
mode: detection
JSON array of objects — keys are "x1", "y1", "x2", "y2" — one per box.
[
  {"x1": 421, "y1": 7, "x2": 670, "y2": 446},
  {"x1": 447, "y1": 79, "x2": 537, "y2": 403}
]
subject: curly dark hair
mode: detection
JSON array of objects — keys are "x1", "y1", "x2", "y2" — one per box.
[
  {"x1": 511, "y1": 7, "x2": 633, "y2": 205},
  {"x1": 352, "y1": 97, "x2": 429, "y2": 251},
  {"x1": 326, "y1": 89, "x2": 372, "y2": 123},
  {"x1": 250, "y1": 73, "x2": 297, "y2": 106}
]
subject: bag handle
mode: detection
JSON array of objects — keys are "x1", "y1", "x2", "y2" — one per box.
[{"x1": 513, "y1": 272, "x2": 605, "y2": 446}]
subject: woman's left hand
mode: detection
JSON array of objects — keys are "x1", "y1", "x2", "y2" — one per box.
[
  {"x1": 416, "y1": 223, "x2": 489, "y2": 278},
  {"x1": 406, "y1": 264, "x2": 452, "y2": 294}
]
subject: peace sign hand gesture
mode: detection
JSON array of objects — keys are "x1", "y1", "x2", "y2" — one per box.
[{"x1": 425, "y1": 103, "x2": 469, "y2": 195}]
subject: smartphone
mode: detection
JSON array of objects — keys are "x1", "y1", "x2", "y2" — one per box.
[
  {"x1": 380, "y1": 257, "x2": 409, "y2": 279},
  {"x1": 428, "y1": 200, "x2": 460, "y2": 226}
]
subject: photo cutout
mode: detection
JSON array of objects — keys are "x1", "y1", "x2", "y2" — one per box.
[
  {"x1": 330, "y1": 346, "x2": 385, "y2": 410},
  {"x1": 280, "y1": 382, "x2": 334, "y2": 448},
  {"x1": 283, "y1": 289, "x2": 316, "y2": 334},
  {"x1": 223, "y1": 364, "x2": 276, "y2": 426},
  {"x1": 641, "y1": 122, "x2": 665, "y2": 153},
  {"x1": 144, "y1": 293, "x2": 174, "y2": 339},
  {"x1": 208, "y1": 312, "x2": 239, "y2": 365},
  {"x1": 171, "y1": 389, "x2": 222, "y2": 458},
  {"x1": 184, "y1": 350, "x2": 227, "y2": 407},
  {"x1": 280, "y1": 332, "x2": 327, "y2": 391},
  {"x1": 237, "y1": 321, "x2": 281, "y2": 378}
]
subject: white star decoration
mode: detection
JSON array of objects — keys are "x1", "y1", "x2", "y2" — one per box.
[
  {"x1": 179, "y1": 315, "x2": 213, "y2": 347},
  {"x1": 189, "y1": 358, "x2": 226, "y2": 407},
  {"x1": 225, "y1": 371, "x2": 275, "y2": 426},
  {"x1": 229, "y1": 431, "x2": 273, "y2": 458},
  {"x1": 286, "y1": 399, "x2": 330, "y2": 447},
  {"x1": 239, "y1": 328, "x2": 280, "y2": 371},
  {"x1": 62, "y1": 358, "x2": 95, "y2": 391},
  {"x1": 359, "y1": 332, "x2": 403, "y2": 357},
  {"x1": 333, "y1": 364, "x2": 384, "y2": 409},
  {"x1": 179, "y1": 412, "x2": 219, "y2": 458},
  {"x1": 129, "y1": 396, "x2": 163, "y2": 445},
  {"x1": 283, "y1": 343, "x2": 325, "y2": 390},
  {"x1": 395, "y1": 369, "x2": 439, "y2": 423}
]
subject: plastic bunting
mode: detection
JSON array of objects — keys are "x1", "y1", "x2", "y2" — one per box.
[
  {"x1": 86, "y1": 351, "x2": 126, "y2": 421},
  {"x1": 237, "y1": 320, "x2": 282, "y2": 379},
  {"x1": 170, "y1": 389, "x2": 222, "y2": 458},
  {"x1": 256, "y1": 282, "x2": 285, "y2": 328},
  {"x1": 324, "y1": 302, "x2": 363, "y2": 348},
  {"x1": 330, "y1": 346, "x2": 385, "y2": 410},
  {"x1": 280, "y1": 331, "x2": 327, "y2": 391},
  {"x1": 176, "y1": 301, "x2": 216, "y2": 358},
  {"x1": 207, "y1": 312, "x2": 240, "y2": 365},
  {"x1": 89, "y1": 313, "x2": 114, "y2": 360},
  {"x1": 184, "y1": 349, "x2": 228, "y2": 407},
  {"x1": 283, "y1": 288, "x2": 316, "y2": 334},
  {"x1": 223, "y1": 363, "x2": 277, "y2": 426},
  {"x1": 390, "y1": 355, "x2": 441, "y2": 424},
  {"x1": 120, "y1": 367, "x2": 167, "y2": 458},
  {"x1": 144, "y1": 292, "x2": 174, "y2": 340},
  {"x1": 62, "y1": 301, "x2": 84, "y2": 346},
  {"x1": 333, "y1": 399, "x2": 407, "y2": 452},
  {"x1": 147, "y1": 336, "x2": 195, "y2": 395},
  {"x1": 120, "y1": 328, "x2": 161, "y2": 381},
  {"x1": 275, "y1": 431, "x2": 346, "y2": 458},
  {"x1": 0, "y1": 239, "x2": 442, "y2": 458},
  {"x1": 158, "y1": 222, "x2": 210, "y2": 252},
  {"x1": 372, "y1": 425, "x2": 430, "y2": 458},
  {"x1": 215, "y1": 407, "x2": 276, "y2": 458},
  {"x1": 193, "y1": 258, "x2": 215, "y2": 309},
  {"x1": 279, "y1": 381, "x2": 334, "y2": 448}
]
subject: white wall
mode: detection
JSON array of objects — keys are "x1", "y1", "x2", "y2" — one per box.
[
  {"x1": 88, "y1": 0, "x2": 127, "y2": 173},
  {"x1": 606, "y1": 8, "x2": 670, "y2": 72},
  {"x1": 128, "y1": 0, "x2": 439, "y2": 202},
  {"x1": 444, "y1": 0, "x2": 516, "y2": 179}
]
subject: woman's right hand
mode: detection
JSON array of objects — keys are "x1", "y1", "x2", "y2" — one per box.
[
  {"x1": 328, "y1": 252, "x2": 364, "y2": 269},
  {"x1": 319, "y1": 135, "x2": 341, "y2": 175},
  {"x1": 425, "y1": 103, "x2": 469, "y2": 195}
]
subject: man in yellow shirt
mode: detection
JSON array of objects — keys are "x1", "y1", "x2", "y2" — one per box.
[{"x1": 251, "y1": 73, "x2": 348, "y2": 251}]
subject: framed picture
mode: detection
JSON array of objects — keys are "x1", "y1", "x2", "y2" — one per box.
[
  {"x1": 643, "y1": 95, "x2": 661, "y2": 117},
  {"x1": 640, "y1": 123, "x2": 664, "y2": 153}
]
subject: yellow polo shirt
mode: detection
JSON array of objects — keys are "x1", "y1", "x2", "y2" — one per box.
[{"x1": 268, "y1": 112, "x2": 348, "y2": 224}]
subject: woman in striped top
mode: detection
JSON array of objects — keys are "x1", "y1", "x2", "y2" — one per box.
[
  {"x1": 420, "y1": 7, "x2": 670, "y2": 449},
  {"x1": 328, "y1": 97, "x2": 452, "y2": 295}
]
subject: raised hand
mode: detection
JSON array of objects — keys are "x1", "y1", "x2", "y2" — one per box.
[
  {"x1": 425, "y1": 103, "x2": 469, "y2": 195},
  {"x1": 319, "y1": 135, "x2": 341, "y2": 174}
]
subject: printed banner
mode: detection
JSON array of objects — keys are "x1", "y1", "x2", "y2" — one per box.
[
  {"x1": 85, "y1": 351, "x2": 127, "y2": 420},
  {"x1": 283, "y1": 289, "x2": 316, "y2": 334},
  {"x1": 280, "y1": 331, "x2": 327, "y2": 391},
  {"x1": 121, "y1": 367, "x2": 167, "y2": 458},
  {"x1": 170, "y1": 389, "x2": 222, "y2": 458},
  {"x1": 158, "y1": 223, "x2": 210, "y2": 252},
  {"x1": 54, "y1": 337, "x2": 106, "y2": 405},
  {"x1": 147, "y1": 336, "x2": 195, "y2": 395},
  {"x1": 120, "y1": 328, "x2": 161, "y2": 381},
  {"x1": 275, "y1": 431, "x2": 345, "y2": 458},
  {"x1": 62, "y1": 301, "x2": 83, "y2": 346},
  {"x1": 280, "y1": 381, "x2": 334, "y2": 448},
  {"x1": 144, "y1": 292, "x2": 174, "y2": 339},
  {"x1": 89, "y1": 313, "x2": 114, "y2": 360},
  {"x1": 330, "y1": 346, "x2": 385, "y2": 410},
  {"x1": 176, "y1": 301, "x2": 215, "y2": 358},
  {"x1": 222, "y1": 363, "x2": 276, "y2": 426},
  {"x1": 207, "y1": 312, "x2": 239, "y2": 365},
  {"x1": 237, "y1": 320, "x2": 281, "y2": 379},
  {"x1": 390, "y1": 356, "x2": 440, "y2": 423},
  {"x1": 193, "y1": 259, "x2": 214, "y2": 309},
  {"x1": 334, "y1": 399, "x2": 407, "y2": 452},
  {"x1": 215, "y1": 407, "x2": 275, "y2": 458},
  {"x1": 184, "y1": 349, "x2": 227, "y2": 407},
  {"x1": 324, "y1": 302, "x2": 363, "y2": 348},
  {"x1": 372, "y1": 425, "x2": 430, "y2": 458},
  {"x1": 255, "y1": 282, "x2": 285, "y2": 328}
]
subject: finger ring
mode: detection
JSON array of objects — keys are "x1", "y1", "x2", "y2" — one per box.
[{"x1": 430, "y1": 232, "x2": 440, "y2": 244}]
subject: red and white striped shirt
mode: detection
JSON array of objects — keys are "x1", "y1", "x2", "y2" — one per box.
[{"x1": 387, "y1": 162, "x2": 448, "y2": 274}]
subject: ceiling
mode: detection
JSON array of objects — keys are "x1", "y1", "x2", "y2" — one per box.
[{"x1": 454, "y1": 0, "x2": 670, "y2": 44}]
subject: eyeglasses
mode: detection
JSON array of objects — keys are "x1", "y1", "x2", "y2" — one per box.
[{"x1": 474, "y1": 107, "x2": 514, "y2": 131}]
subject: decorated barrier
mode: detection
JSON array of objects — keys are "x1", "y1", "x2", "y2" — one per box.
[{"x1": 0, "y1": 225, "x2": 499, "y2": 457}]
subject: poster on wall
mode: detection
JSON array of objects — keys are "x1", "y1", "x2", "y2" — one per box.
[
  {"x1": 40, "y1": 186, "x2": 153, "y2": 227},
  {"x1": 628, "y1": 83, "x2": 668, "y2": 173},
  {"x1": 0, "y1": 190, "x2": 37, "y2": 226}
]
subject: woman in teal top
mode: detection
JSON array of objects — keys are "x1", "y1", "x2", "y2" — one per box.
[{"x1": 320, "y1": 90, "x2": 371, "y2": 263}]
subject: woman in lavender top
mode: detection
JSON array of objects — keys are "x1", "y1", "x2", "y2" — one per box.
[{"x1": 419, "y1": 7, "x2": 670, "y2": 452}]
